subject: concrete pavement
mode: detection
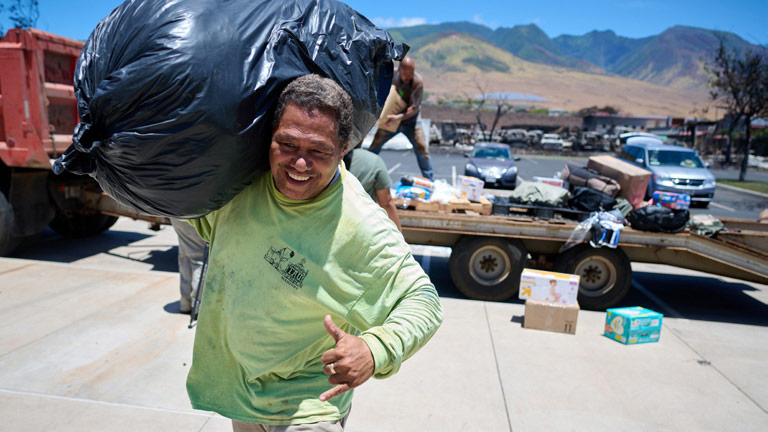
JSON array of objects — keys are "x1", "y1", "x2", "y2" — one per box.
[{"x1": 2, "y1": 244, "x2": 768, "y2": 431}]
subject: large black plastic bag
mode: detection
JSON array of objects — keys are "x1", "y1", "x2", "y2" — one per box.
[
  {"x1": 53, "y1": 0, "x2": 405, "y2": 217},
  {"x1": 628, "y1": 206, "x2": 689, "y2": 233}
]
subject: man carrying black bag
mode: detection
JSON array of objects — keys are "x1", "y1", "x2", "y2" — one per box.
[{"x1": 185, "y1": 75, "x2": 443, "y2": 431}]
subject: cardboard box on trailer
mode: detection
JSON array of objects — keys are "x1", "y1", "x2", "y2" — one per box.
[
  {"x1": 587, "y1": 155, "x2": 651, "y2": 209},
  {"x1": 533, "y1": 176, "x2": 565, "y2": 188},
  {"x1": 652, "y1": 191, "x2": 691, "y2": 210},
  {"x1": 456, "y1": 175, "x2": 484, "y2": 202}
]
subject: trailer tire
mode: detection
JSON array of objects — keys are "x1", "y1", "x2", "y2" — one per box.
[
  {"x1": 0, "y1": 192, "x2": 21, "y2": 256},
  {"x1": 49, "y1": 212, "x2": 119, "y2": 238},
  {"x1": 449, "y1": 236, "x2": 527, "y2": 301},
  {"x1": 554, "y1": 245, "x2": 631, "y2": 310}
]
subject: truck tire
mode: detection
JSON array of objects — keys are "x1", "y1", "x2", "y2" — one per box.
[
  {"x1": 49, "y1": 212, "x2": 119, "y2": 238},
  {"x1": 554, "y1": 245, "x2": 632, "y2": 310},
  {"x1": 0, "y1": 192, "x2": 21, "y2": 256},
  {"x1": 449, "y1": 236, "x2": 527, "y2": 301}
]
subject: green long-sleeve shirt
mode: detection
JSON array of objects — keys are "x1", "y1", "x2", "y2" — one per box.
[{"x1": 186, "y1": 166, "x2": 442, "y2": 425}]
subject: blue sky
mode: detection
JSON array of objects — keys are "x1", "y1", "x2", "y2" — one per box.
[{"x1": 2, "y1": 0, "x2": 766, "y2": 45}]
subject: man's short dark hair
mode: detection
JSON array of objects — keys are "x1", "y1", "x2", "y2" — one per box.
[{"x1": 272, "y1": 75, "x2": 353, "y2": 147}]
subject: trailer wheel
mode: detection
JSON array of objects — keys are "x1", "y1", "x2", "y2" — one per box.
[
  {"x1": 449, "y1": 236, "x2": 527, "y2": 301},
  {"x1": 0, "y1": 193, "x2": 21, "y2": 256},
  {"x1": 49, "y1": 212, "x2": 119, "y2": 238},
  {"x1": 554, "y1": 245, "x2": 631, "y2": 310}
]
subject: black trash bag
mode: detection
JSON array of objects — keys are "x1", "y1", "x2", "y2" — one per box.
[
  {"x1": 569, "y1": 186, "x2": 616, "y2": 212},
  {"x1": 628, "y1": 206, "x2": 690, "y2": 233},
  {"x1": 52, "y1": 0, "x2": 405, "y2": 217}
]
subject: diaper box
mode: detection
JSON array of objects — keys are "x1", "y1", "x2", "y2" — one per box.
[
  {"x1": 652, "y1": 191, "x2": 691, "y2": 210},
  {"x1": 518, "y1": 269, "x2": 580, "y2": 305},
  {"x1": 456, "y1": 175, "x2": 484, "y2": 202},
  {"x1": 524, "y1": 299, "x2": 579, "y2": 335},
  {"x1": 604, "y1": 306, "x2": 663, "y2": 345}
]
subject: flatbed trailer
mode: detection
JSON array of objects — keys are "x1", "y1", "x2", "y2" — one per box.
[{"x1": 397, "y1": 209, "x2": 768, "y2": 309}]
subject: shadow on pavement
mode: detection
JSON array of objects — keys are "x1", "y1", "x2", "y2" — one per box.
[
  {"x1": 106, "y1": 247, "x2": 179, "y2": 273},
  {"x1": 415, "y1": 254, "x2": 523, "y2": 305},
  {"x1": 10, "y1": 228, "x2": 178, "y2": 273},
  {"x1": 618, "y1": 271, "x2": 768, "y2": 327},
  {"x1": 164, "y1": 300, "x2": 188, "y2": 315}
]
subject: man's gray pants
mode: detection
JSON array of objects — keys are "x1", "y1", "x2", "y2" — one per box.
[{"x1": 170, "y1": 219, "x2": 206, "y2": 311}]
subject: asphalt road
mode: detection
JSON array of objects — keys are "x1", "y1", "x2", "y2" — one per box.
[{"x1": 379, "y1": 148, "x2": 768, "y2": 220}]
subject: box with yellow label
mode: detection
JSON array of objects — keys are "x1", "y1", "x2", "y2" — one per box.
[
  {"x1": 518, "y1": 268, "x2": 580, "y2": 305},
  {"x1": 456, "y1": 175, "x2": 484, "y2": 202}
]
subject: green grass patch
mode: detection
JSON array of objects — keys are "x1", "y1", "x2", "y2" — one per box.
[{"x1": 717, "y1": 179, "x2": 768, "y2": 194}]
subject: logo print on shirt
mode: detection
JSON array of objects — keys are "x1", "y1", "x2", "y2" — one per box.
[{"x1": 264, "y1": 246, "x2": 308, "y2": 289}]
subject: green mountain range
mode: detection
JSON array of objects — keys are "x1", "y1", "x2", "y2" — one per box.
[{"x1": 387, "y1": 22, "x2": 763, "y2": 90}]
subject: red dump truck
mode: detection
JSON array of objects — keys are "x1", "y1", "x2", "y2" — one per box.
[{"x1": 0, "y1": 28, "x2": 165, "y2": 255}]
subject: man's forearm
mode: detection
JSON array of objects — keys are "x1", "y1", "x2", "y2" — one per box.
[
  {"x1": 383, "y1": 201, "x2": 402, "y2": 232},
  {"x1": 376, "y1": 188, "x2": 402, "y2": 232},
  {"x1": 359, "y1": 283, "x2": 443, "y2": 378},
  {"x1": 401, "y1": 105, "x2": 419, "y2": 121}
]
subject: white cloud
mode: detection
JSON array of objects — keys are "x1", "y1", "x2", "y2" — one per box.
[
  {"x1": 472, "y1": 14, "x2": 498, "y2": 29},
  {"x1": 531, "y1": 18, "x2": 541, "y2": 25},
  {"x1": 371, "y1": 17, "x2": 428, "y2": 28}
]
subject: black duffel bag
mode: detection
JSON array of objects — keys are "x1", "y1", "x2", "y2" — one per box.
[
  {"x1": 53, "y1": 0, "x2": 404, "y2": 217},
  {"x1": 628, "y1": 205, "x2": 690, "y2": 233},
  {"x1": 569, "y1": 186, "x2": 617, "y2": 212}
]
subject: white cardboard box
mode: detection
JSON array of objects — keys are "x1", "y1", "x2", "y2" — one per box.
[
  {"x1": 533, "y1": 176, "x2": 565, "y2": 188},
  {"x1": 518, "y1": 268, "x2": 580, "y2": 305},
  {"x1": 456, "y1": 175, "x2": 484, "y2": 202}
]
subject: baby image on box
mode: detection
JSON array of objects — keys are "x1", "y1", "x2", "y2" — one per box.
[
  {"x1": 519, "y1": 269, "x2": 579, "y2": 305},
  {"x1": 547, "y1": 279, "x2": 562, "y2": 303}
]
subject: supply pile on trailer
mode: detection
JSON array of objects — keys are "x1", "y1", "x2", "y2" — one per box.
[
  {"x1": 393, "y1": 155, "x2": 768, "y2": 310},
  {"x1": 394, "y1": 175, "x2": 493, "y2": 215}
]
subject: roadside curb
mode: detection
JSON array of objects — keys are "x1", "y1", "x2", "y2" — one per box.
[{"x1": 717, "y1": 183, "x2": 768, "y2": 199}]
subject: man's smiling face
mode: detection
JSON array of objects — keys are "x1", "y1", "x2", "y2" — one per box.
[{"x1": 269, "y1": 103, "x2": 345, "y2": 201}]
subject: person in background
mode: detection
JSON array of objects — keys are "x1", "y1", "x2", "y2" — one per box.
[
  {"x1": 343, "y1": 147, "x2": 401, "y2": 231},
  {"x1": 170, "y1": 218, "x2": 206, "y2": 314},
  {"x1": 185, "y1": 74, "x2": 442, "y2": 431},
  {"x1": 367, "y1": 56, "x2": 434, "y2": 180}
]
